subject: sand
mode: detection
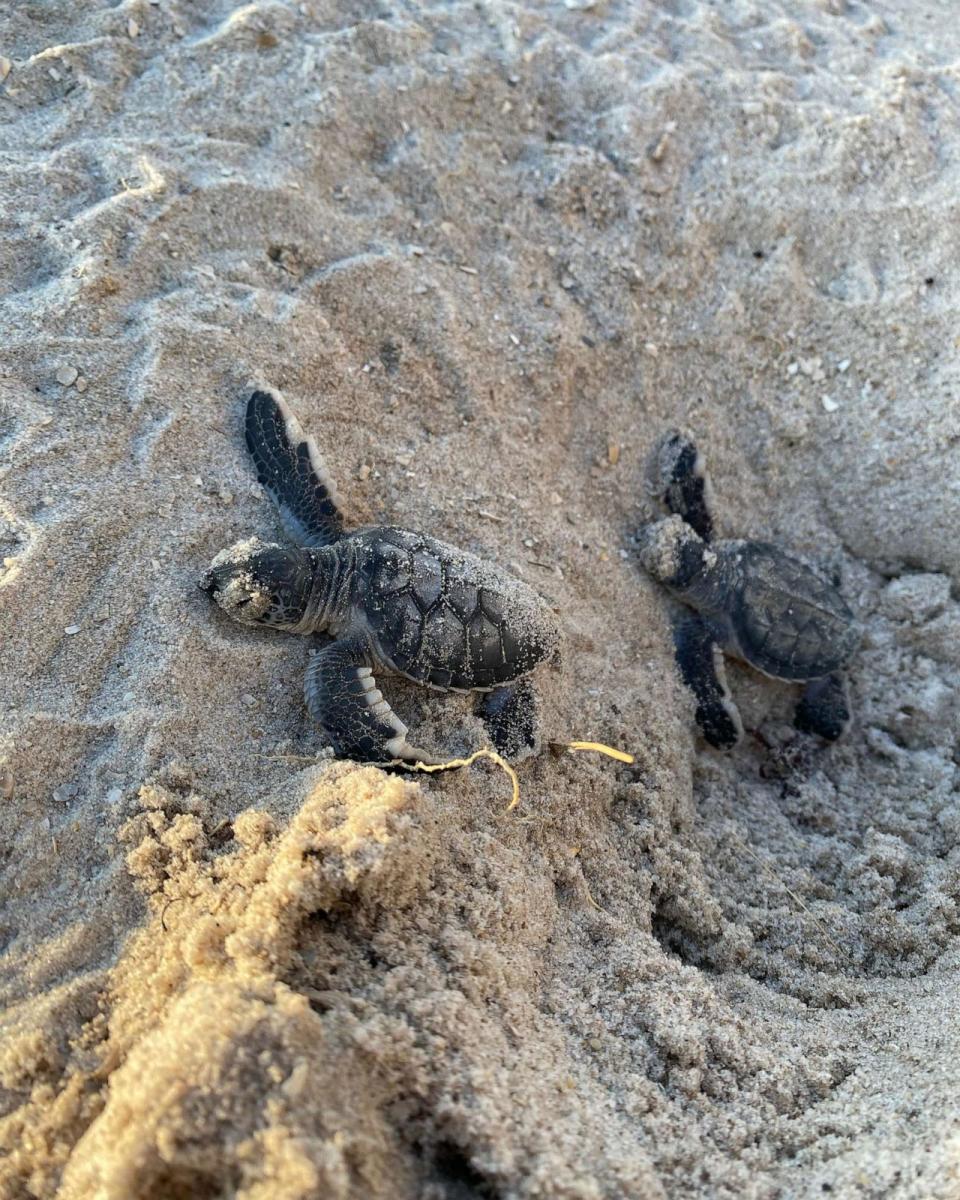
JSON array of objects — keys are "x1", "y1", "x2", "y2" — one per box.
[{"x1": 1, "y1": 0, "x2": 959, "y2": 1196}]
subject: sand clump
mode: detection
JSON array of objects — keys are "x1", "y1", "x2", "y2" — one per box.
[
  {"x1": 2, "y1": 0, "x2": 960, "y2": 1197},
  {"x1": 58, "y1": 766, "x2": 440, "y2": 1200}
]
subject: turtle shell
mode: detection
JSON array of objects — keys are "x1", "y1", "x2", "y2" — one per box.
[
  {"x1": 348, "y1": 527, "x2": 557, "y2": 690},
  {"x1": 727, "y1": 542, "x2": 859, "y2": 681}
]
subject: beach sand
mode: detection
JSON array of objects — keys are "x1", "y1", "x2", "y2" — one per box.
[{"x1": 1, "y1": 1, "x2": 959, "y2": 1196}]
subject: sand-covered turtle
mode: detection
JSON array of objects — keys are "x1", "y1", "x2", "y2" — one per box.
[
  {"x1": 200, "y1": 388, "x2": 559, "y2": 763},
  {"x1": 638, "y1": 430, "x2": 860, "y2": 750}
]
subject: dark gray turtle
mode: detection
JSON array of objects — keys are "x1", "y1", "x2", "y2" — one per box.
[
  {"x1": 638, "y1": 429, "x2": 860, "y2": 750},
  {"x1": 200, "y1": 387, "x2": 559, "y2": 763}
]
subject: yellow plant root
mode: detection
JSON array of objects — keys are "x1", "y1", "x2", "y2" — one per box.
[
  {"x1": 565, "y1": 741, "x2": 635, "y2": 764},
  {"x1": 262, "y1": 739, "x2": 632, "y2": 816},
  {"x1": 390, "y1": 748, "x2": 521, "y2": 811}
]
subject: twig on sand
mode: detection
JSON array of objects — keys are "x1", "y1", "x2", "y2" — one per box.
[{"x1": 730, "y1": 833, "x2": 844, "y2": 959}]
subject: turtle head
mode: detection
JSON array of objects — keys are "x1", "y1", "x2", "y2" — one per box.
[
  {"x1": 199, "y1": 537, "x2": 313, "y2": 630},
  {"x1": 637, "y1": 515, "x2": 707, "y2": 592}
]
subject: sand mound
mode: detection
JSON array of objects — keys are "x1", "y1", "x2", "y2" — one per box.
[{"x1": 2, "y1": 1, "x2": 959, "y2": 1197}]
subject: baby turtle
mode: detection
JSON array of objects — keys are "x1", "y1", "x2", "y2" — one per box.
[
  {"x1": 200, "y1": 387, "x2": 559, "y2": 763},
  {"x1": 638, "y1": 429, "x2": 860, "y2": 750}
]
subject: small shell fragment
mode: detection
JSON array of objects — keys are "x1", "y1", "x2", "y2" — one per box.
[
  {"x1": 56, "y1": 365, "x2": 79, "y2": 386},
  {"x1": 649, "y1": 131, "x2": 670, "y2": 162}
]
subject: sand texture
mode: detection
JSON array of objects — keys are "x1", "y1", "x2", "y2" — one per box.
[{"x1": 2, "y1": 0, "x2": 960, "y2": 1197}]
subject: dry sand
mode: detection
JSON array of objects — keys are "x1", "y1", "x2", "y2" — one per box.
[{"x1": 2, "y1": 0, "x2": 960, "y2": 1196}]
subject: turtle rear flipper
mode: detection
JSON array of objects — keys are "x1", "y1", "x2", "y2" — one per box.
[
  {"x1": 673, "y1": 615, "x2": 743, "y2": 750},
  {"x1": 479, "y1": 679, "x2": 539, "y2": 761},
  {"x1": 246, "y1": 387, "x2": 345, "y2": 547},
  {"x1": 794, "y1": 672, "x2": 851, "y2": 741},
  {"x1": 305, "y1": 637, "x2": 437, "y2": 763}
]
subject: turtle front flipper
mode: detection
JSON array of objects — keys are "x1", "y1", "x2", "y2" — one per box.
[
  {"x1": 648, "y1": 429, "x2": 714, "y2": 543},
  {"x1": 673, "y1": 615, "x2": 743, "y2": 750},
  {"x1": 246, "y1": 387, "x2": 345, "y2": 547},
  {"x1": 479, "y1": 679, "x2": 539, "y2": 761},
  {"x1": 794, "y1": 672, "x2": 851, "y2": 741},
  {"x1": 305, "y1": 637, "x2": 437, "y2": 763}
]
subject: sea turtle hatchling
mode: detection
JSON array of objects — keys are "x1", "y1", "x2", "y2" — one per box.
[
  {"x1": 200, "y1": 387, "x2": 560, "y2": 763},
  {"x1": 638, "y1": 429, "x2": 861, "y2": 750}
]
